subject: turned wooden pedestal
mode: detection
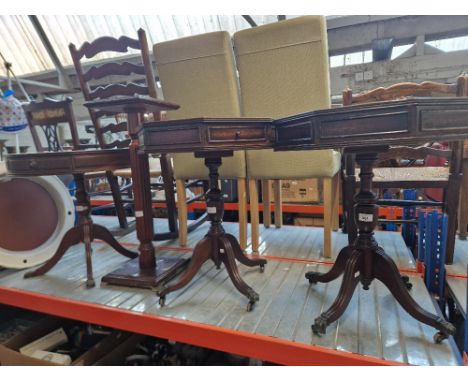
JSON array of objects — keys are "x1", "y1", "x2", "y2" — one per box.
[
  {"x1": 24, "y1": 173, "x2": 137, "y2": 286},
  {"x1": 305, "y1": 151, "x2": 455, "y2": 342},
  {"x1": 84, "y1": 96, "x2": 190, "y2": 290},
  {"x1": 157, "y1": 152, "x2": 266, "y2": 310}
]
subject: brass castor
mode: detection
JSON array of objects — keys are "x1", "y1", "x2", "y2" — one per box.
[
  {"x1": 311, "y1": 315, "x2": 327, "y2": 336},
  {"x1": 305, "y1": 271, "x2": 319, "y2": 284},
  {"x1": 433, "y1": 331, "x2": 448, "y2": 344},
  {"x1": 433, "y1": 320, "x2": 456, "y2": 343},
  {"x1": 401, "y1": 275, "x2": 412, "y2": 290},
  {"x1": 246, "y1": 288, "x2": 259, "y2": 312}
]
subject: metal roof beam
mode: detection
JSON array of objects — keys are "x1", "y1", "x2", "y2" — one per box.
[
  {"x1": 326, "y1": 16, "x2": 400, "y2": 30},
  {"x1": 0, "y1": 75, "x2": 70, "y2": 95},
  {"x1": 242, "y1": 15, "x2": 257, "y2": 27},
  {"x1": 28, "y1": 15, "x2": 74, "y2": 91},
  {"x1": 327, "y1": 15, "x2": 468, "y2": 56}
]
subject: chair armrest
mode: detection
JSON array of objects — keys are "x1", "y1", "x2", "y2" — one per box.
[{"x1": 84, "y1": 95, "x2": 179, "y2": 115}]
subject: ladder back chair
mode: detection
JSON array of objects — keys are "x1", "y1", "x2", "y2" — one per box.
[
  {"x1": 342, "y1": 76, "x2": 468, "y2": 264},
  {"x1": 153, "y1": 31, "x2": 248, "y2": 249},
  {"x1": 233, "y1": 15, "x2": 341, "y2": 257},
  {"x1": 69, "y1": 28, "x2": 179, "y2": 240}
]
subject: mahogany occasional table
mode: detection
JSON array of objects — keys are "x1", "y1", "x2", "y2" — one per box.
[
  {"x1": 6, "y1": 149, "x2": 137, "y2": 287},
  {"x1": 139, "y1": 117, "x2": 273, "y2": 310},
  {"x1": 274, "y1": 97, "x2": 468, "y2": 342}
]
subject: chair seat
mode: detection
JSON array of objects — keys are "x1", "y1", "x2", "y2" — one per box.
[
  {"x1": 86, "y1": 157, "x2": 162, "y2": 179},
  {"x1": 173, "y1": 150, "x2": 246, "y2": 180},
  {"x1": 246, "y1": 149, "x2": 341, "y2": 179},
  {"x1": 373, "y1": 166, "x2": 449, "y2": 182},
  {"x1": 113, "y1": 157, "x2": 162, "y2": 178},
  {"x1": 113, "y1": 168, "x2": 162, "y2": 178},
  {"x1": 84, "y1": 170, "x2": 107, "y2": 179}
]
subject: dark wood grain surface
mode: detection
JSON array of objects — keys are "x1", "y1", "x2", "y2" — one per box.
[
  {"x1": 6, "y1": 149, "x2": 130, "y2": 176},
  {"x1": 140, "y1": 117, "x2": 274, "y2": 153},
  {"x1": 275, "y1": 97, "x2": 468, "y2": 151},
  {"x1": 136, "y1": 98, "x2": 468, "y2": 154}
]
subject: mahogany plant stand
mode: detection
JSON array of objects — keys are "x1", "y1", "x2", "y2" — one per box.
[
  {"x1": 305, "y1": 150, "x2": 455, "y2": 343},
  {"x1": 157, "y1": 152, "x2": 266, "y2": 311},
  {"x1": 84, "y1": 97, "x2": 190, "y2": 290},
  {"x1": 25, "y1": 172, "x2": 137, "y2": 287}
]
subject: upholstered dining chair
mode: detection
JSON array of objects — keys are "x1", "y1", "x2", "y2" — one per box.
[
  {"x1": 233, "y1": 15, "x2": 341, "y2": 257},
  {"x1": 153, "y1": 31, "x2": 248, "y2": 249}
]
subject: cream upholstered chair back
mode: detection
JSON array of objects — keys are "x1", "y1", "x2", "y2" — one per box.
[
  {"x1": 233, "y1": 16, "x2": 339, "y2": 180},
  {"x1": 154, "y1": 31, "x2": 245, "y2": 180},
  {"x1": 155, "y1": 31, "x2": 241, "y2": 119},
  {"x1": 233, "y1": 16, "x2": 340, "y2": 257},
  {"x1": 234, "y1": 15, "x2": 331, "y2": 119},
  {"x1": 154, "y1": 31, "x2": 248, "y2": 249}
]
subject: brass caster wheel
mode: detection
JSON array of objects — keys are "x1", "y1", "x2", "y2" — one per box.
[
  {"x1": 86, "y1": 279, "x2": 96, "y2": 288},
  {"x1": 311, "y1": 315, "x2": 327, "y2": 336},
  {"x1": 259, "y1": 264, "x2": 265, "y2": 273},
  {"x1": 433, "y1": 331, "x2": 448, "y2": 344},
  {"x1": 246, "y1": 300, "x2": 255, "y2": 312},
  {"x1": 400, "y1": 275, "x2": 412, "y2": 290},
  {"x1": 305, "y1": 272, "x2": 318, "y2": 284},
  {"x1": 433, "y1": 321, "x2": 455, "y2": 344},
  {"x1": 159, "y1": 296, "x2": 166, "y2": 307}
]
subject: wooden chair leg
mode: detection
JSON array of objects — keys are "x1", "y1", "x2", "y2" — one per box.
[
  {"x1": 444, "y1": 172, "x2": 462, "y2": 264},
  {"x1": 459, "y1": 160, "x2": 468, "y2": 240},
  {"x1": 106, "y1": 171, "x2": 128, "y2": 229},
  {"x1": 249, "y1": 179, "x2": 260, "y2": 253},
  {"x1": 176, "y1": 179, "x2": 188, "y2": 247},
  {"x1": 323, "y1": 177, "x2": 333, "y2": 259},
  {"x1": 332, "y1": 173, "x2": 340, "y2": 232},
  {"x1": 273, "y1": 179, "x2": 283, "y2": 228},
  {"x1": 159, "y1": 154, "x2": 178, "y2": 234},
  {"x1": 262, "y1": 180, "x2": 271, "y2": 228},
  {"x1": 237, "y1": 178, "x2": 247, "y2": 251}
]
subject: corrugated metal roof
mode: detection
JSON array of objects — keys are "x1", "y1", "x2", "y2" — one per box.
[
  {"x1": 2, "y1": 15, "x2": 468, "y2": 77},
  {"x1": 0, "y1": 15, "x2": 281, "y2": 76},
  {"x1": 0, "y1": 16, "x2": 54, "y2": 75}
]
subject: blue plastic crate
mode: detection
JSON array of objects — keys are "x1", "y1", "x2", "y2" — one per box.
[
  {"x1": 382, "y1": 191, "x2": 397, "y2": 231},
  {"x1": 417, "y1": 209, "x2": 448, "y2": 302}
]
